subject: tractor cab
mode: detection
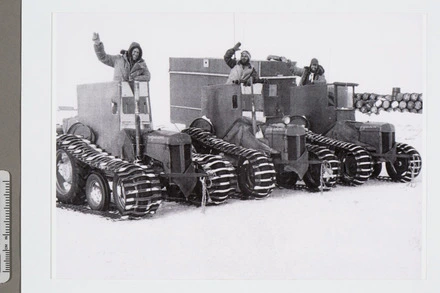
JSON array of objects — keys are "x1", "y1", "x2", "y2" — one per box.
[
  {"x1": 327, "y1": 82, "x2": 357, "y2": 109},
  {"x1": 286, "y1": 82, "x2": 359, "y2": 134},
  {"x1": 64, "y1": 81, "x2": 153, "y2": 157}
]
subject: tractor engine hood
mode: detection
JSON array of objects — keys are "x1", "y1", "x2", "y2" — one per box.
[
  {"x1": 358, "y1": 122, "x2": 395, "y2": 133},
  {"x1": 143, "y1": 130, "x2": 192, "y2": 146},
  {"x1": 265, "y1": 123, "x2": 308, "y2": 178},
  {"x1": 143, "y1": 130, "x2": 196, "y2": 197},
  {"x1": 324, "y1": 121, "x2": 395, "y2": 153},
  {"x1": 142, "y1": 129, "x2": 193, "y2": 174}
]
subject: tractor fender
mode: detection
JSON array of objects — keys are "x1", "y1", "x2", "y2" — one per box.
[{"x1": 223, "y1": 117, "x2": 279, "y2": 155}]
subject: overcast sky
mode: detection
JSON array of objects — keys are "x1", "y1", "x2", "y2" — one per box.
[{"x1": 53, "y1": 13, "x2": 424, "y2": 125}]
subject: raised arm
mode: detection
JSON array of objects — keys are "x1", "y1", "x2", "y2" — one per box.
[
  {"x1": 224, "y1": 42, "x2": 241, "y2": 69},
  {"x1": 92, "y1": 32, "x2": 119, "y2": 68}
]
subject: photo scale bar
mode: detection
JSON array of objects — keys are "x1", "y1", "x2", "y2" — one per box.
[{"x1": 0, "y1": 171, "x2": 11, "y2": 284}]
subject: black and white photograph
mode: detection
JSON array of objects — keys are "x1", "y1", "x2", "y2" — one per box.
[
  {"x1": 21, "y1": 0, "x2": 440, "y2": 292},
  {"x1": 52, "y1": 12, "x2": 424, "y2": 280}
]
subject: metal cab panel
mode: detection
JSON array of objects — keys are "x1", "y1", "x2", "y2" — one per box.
[
  {"x1": 76, "y1": 81, "x2": 151, "y2": 155},
  {"x1": 290, "y1": 84, "x2": 337, "y2": 134},
  {"x1": 77, "y1": 82, "x2": 121, "y2": 155},
  {"x1": 201, "y1": 84, "x2": 243, "y2": 138}
]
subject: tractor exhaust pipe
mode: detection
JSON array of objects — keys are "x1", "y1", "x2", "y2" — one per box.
[{"x1": 133, "y1": 81, "x2": 141, "y2": 159}]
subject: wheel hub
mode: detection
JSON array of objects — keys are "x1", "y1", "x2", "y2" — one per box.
[
  {"x1": 242, "y1": 160, "x2": 254, "y2": 187},
  {"x1": 89, "y1": 180, "x2": 103, "y2": 205},
  {"x1": 115, "y1": 180, "x2": 126, "y2": 207},
  {"x1": 343, "y1": 155, "x2": 357, "y2": 177},
  {"x1": 57, "y1": 152, "x2": 73, "y2": 193}
]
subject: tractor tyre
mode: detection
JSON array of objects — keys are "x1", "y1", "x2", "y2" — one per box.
[
  {"x1": 303, "y1": 145, "x2": 339, "y2": 191},
  {"x1": 190, "y1": 117, "x2": 216, "y2": 135},
  {"x1": 56, "y1": 149, "x2": 87, "y2": 204},
  {"x1": 188, "y1": 118, "x2": 216, "y2": 154},
  {"x1": 338, "y1": 147, "x2": 372, "y2": 185},
  {"x1": 112, "y1": 175, "x2": 127, "y2": 215},
  {"x1": 386, "y1": 143, "x2": 422, "y2": 182},
  {"x1": 85, "y1": 172, "x2": 110, "y2": 211},
  {"x1": 276, "y1": 172, "x2": 298, "y2": 189},
  {"x1": 289, "y1": 115, "x2": 310, "y2": 129},
  {"x1": 237, "y1": 156, "x2": 275, "y2": 199},
  {"x1": 67, "y1": 122, "x2": 96, "y2": 143},
  {"x1": 192, "y1": 155, "x2": 236, "y2": 205},
  {"x1": 112, "y1": 170, "x2": 163, "y2": 217}
]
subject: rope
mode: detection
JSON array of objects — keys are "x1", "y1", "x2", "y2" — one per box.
[
  {"x1": 200, "y1": 176, "x2": 207, "y2": 213},
  {"x1": 320, "y1": 160, "x2": 332, "y2": 194}
]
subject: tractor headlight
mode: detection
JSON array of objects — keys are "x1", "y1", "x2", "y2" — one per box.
[{"x1": 282, "y1": 116, "x2": 291, "y2": 125}]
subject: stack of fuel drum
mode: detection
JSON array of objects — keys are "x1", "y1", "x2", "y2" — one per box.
[{"x1": 354, "y1": 87, "x2": 423, "y2": 115}]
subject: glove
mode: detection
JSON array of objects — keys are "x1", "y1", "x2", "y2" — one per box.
[
  {"x1": 92, "y1": 32, "x2": 100, "y2": 45},
  {"x1": 242, "y1": 79, "x2": 252, "y2": 87},
  {"x1": 232, "y1": 42, "x2": 241, "y2": 52}
]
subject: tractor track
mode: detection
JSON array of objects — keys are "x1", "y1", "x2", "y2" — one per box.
[
  {"x1": 192, "y1": 153, "x2": 237, "y2": 204},
  {"x1": 182, "y1": 127, "x2": 276, "y2": 199},
  {"x1": 387, "y1": 142, "x2": 422, "y2": 182},
  {"x1": 304, "y1": 144, "x2": 340, "y2": 190},
  {"x1": 306, "y1": 130, "x2": 373, "y2": 186},
  {"x1": 57, "y1": 134, "x2": 163, "y2": 217}
]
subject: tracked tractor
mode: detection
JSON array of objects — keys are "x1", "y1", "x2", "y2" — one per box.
[
  {"x1": 285, "y1": 82, "x2": 422, "y2": 184},
  {"x1": 170, "y1": 58, "x2": 339, "y2": 192},
  {"x1": 56, "y1": 81, "x2": 237, "y2": 217}
]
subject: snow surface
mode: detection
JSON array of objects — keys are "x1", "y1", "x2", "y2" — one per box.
[{"x1": 55, "y1": 112, "x2": 424, "y2": 280}]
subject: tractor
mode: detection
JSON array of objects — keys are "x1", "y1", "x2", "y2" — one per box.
[
  {"x1": 56, "y1": 81, "x2": 236, "y2": 217},
  {"x1": 284, "y1": 81, "x2": 422, "y2": 184},
  {"x1": 241, "y1": 58, "x2": 421, "y2": 184},
  {"x1": 170, "y1": 58, "x2": 339, "y2": 192}
]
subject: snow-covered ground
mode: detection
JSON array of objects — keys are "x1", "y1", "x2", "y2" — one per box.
[{"x1": 55, "y1": 111, "x2": 424, "y2": 280}]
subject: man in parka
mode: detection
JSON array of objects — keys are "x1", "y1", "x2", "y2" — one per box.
[
  {"x1": 224, "y1": 42, "x2": 265, "y2": 86},
  {"x1": 299, "y1": 58, "x2": 326, "y2": 86},
  {"x1": 92, "y1": 32, "x2": 151, "y2": 82}
]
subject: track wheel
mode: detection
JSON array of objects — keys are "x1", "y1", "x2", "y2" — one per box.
[
  {"x1": 113, "y1": 175, "x2": 127, "y2": 214},
  {"x1": 276, "y1": 172, "x2": 298, "y2": 188},
  {"x1": 303, "y1": 145, "x2": 339, "y2": 191},
  {"x1": 112, "y1": 170, "x2": 163, "y2": 217},
  {"x1": 339, "y1": 146, "x2": 372, "y2": 186},
  {"x1": 237, "y1": 155, "x2": 275, "y2": 199},
  {"x1": 370, "y1": 162, "x2": 382, "y2": 179},
  {"x1": 85, "y1": 172, "x2": 110, "y2": 211},
  {"x1": 56, "y1": 149, "x2": 87, "y2": 204},
  {"x1": 386, "y1": 143, "x2": 422, "y2": 182},
  {"x1": 190, "y1": 117, "x2": 215, "y2": 134},
  {"x1": 189, "y1": 118, "x2": 216, "y2": 154},
  {"x1": 192, "y1": 154, "x2": 236, "y2": 205}
]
